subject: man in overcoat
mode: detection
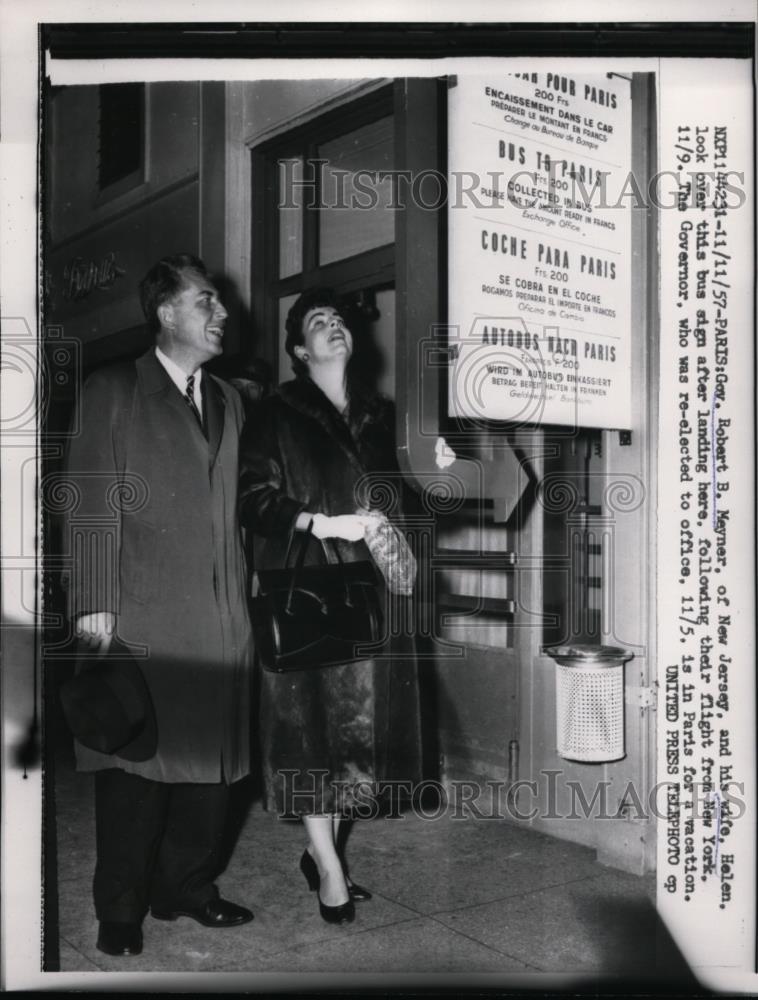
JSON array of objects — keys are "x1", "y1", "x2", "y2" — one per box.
[{"x1": 63, "y1": 254, "x2": 254, "y2": 957}]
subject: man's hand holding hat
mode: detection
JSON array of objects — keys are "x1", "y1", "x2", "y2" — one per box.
[{"x1": 75, "y1": 612, "x2": 117, "y2": 655}]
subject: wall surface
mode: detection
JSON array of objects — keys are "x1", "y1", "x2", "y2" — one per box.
[{"x1": 46, "y1": 82, "x2": 201, "y2": 358}]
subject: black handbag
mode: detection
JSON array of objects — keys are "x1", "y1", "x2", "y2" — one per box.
[{"x1": 251, "y1": 521, "x2": 384, "y2": 672}]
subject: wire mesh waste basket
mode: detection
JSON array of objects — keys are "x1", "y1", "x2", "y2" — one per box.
[{"x1": 544, "y1": 645, "x2": 634, "y2": 763}]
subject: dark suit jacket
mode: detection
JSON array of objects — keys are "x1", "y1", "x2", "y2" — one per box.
[{"x1": 63, "y1": 348, "x2": 252, "y2": 783}]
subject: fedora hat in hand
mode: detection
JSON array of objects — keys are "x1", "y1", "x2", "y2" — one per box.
[{"x1": 60, "y1": 638, "x2": 157, "y2": 762}]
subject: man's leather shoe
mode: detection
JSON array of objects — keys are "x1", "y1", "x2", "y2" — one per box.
[
  {"x1": 151, "y1": 897, "x2": 253, "y2": 927},
  {"x1": 96, "y1": 921, "x2": 143, "y2": 956}
]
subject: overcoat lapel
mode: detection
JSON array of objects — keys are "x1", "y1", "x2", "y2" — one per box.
[
  {"x1": 136, "y1": 349, "x2": 215, "y2": 460},
  {"x1": 204, "y1": 374, "x2": 226, "y2": 466}
]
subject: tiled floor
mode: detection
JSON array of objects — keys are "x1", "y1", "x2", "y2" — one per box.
[{"x1": 49, "y1": 747, "x2": 694, "y2": 987}]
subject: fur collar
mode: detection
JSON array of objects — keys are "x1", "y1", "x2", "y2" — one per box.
[{"x1": 276, "y1": 377, "x2": 390, "y2": 474}]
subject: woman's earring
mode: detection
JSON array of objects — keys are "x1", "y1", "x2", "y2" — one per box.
[{"x1": 302, "y1": 353, "x2": 310, "y2": 361}]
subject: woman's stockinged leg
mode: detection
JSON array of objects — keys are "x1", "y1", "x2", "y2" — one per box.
[
  {"x1": 303, "y1": 815, "x2": 349, "y2": 907},
  {"x1": 331, "y1": 815, "x2": 372, "y2": 901},
  {"x1": 331, "y1": 814, "x2": 354, "y2": 889},
  {"x1": 331, "y1": 813, "x2": 342, "y2": 848}
]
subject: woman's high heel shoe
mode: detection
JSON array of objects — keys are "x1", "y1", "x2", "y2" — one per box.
[
  {"x1": 300, "y1": 850, "x2": 372, "y2": 901},
  {"x1": 343, "y1": 877, "x2": 372, "y2": 902},
  {"x1": 318, "y1": 895, "x2": 355, "y2": 924},
  {"x1": 299, "y1": 852, "x2": 355, "y2": 923},
  {"x1": 299, "y1": 849, "x2": 320, "y2": 891}
]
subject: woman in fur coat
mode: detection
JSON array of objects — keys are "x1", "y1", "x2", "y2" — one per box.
[{"x1": 239, "y1": 288, "x2": 422, "y2": 925}]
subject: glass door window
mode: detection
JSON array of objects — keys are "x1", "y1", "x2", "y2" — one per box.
[{"x1": 253, "y1": 85, "x2": 396, "y2": 390}]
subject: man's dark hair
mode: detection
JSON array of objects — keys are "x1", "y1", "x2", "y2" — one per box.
[
  {"x1": 139, "y1": 254, "x2": 207, "y2": 335},
  {"x1": 284, "y1": 287, "x2": 343, "y2": 378}
]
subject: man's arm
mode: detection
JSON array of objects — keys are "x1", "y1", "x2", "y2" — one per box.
[{"x1": 62, "y1": 367, "x2": 133, "y2": 652}]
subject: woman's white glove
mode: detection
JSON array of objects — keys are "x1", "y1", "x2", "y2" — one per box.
[{"x1": 311, "y1": 513, "x2": 372, "y2": 542}]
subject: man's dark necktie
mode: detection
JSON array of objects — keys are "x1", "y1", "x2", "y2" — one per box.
[{"x1": 185, "y1": 374, "x2": 206, "y2": 437}]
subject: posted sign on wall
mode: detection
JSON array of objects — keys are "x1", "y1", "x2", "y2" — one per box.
[{"x1": 448, "y1": 72, "x2": 633, "y2": 429}]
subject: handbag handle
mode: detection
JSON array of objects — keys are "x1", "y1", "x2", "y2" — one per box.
[{"x1": 284, "y1": 519, "x2": 352, "y2": 614}]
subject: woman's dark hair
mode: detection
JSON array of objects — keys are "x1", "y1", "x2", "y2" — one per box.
[
  {"x1": 139, "y1": 253, "x2": 207, "y2": 335},
  {"x1": 283, "y1": 286, "x2": 386, "y2": 428},
  {"x1": 284, "y1": 287, "x2": 343, "y2": 378}
]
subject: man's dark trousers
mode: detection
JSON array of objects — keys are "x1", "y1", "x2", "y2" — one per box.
[{"x1": 93, "y1": 769, "x2": 230, "y2": 923}]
